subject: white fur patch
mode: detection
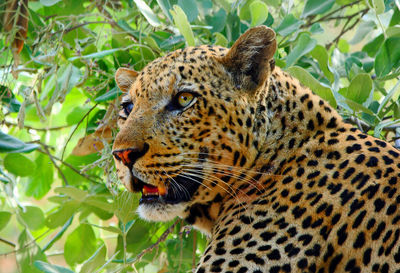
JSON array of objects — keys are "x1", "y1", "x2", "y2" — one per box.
[{"x1": 137, "y1": 202, "x2": 187, "y2": 222}]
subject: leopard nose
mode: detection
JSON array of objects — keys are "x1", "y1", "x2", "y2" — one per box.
[{"x1": 112, "y1": 143, "x2": 149, "y2": 167}]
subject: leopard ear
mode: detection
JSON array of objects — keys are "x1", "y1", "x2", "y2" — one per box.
[
  {"x1": 115, "y1": 68, "x2": 138, "y2": 92},
  {"x1": 218, "y1": 26, "x2": 276, "y2": 91}
]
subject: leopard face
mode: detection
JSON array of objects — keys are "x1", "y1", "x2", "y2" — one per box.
[{"x1": 112, "y1": 27, "x2": 276, "y2": 225}]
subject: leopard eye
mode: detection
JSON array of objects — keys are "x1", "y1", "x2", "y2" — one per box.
[
  {"x1": 176, "y1": 92, "x2": 195, "y2": 108},
  {"x1": 121, "y1": 101, "x2": 133, "y2": 116}
]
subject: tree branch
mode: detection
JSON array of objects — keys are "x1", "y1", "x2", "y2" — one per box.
[
  {"x1": 0, "y1": 237, "x2": 16, "y2": 248},
  {"x1": 326, "y1": 8, "x2": 369, "y2": 49},
  {"x1": 304, "y1": 0, "x2": 363, "y2": 27}
]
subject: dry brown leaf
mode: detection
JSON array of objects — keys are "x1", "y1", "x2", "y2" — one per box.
[
  {"x1": 72, "y1": 101, "x2": 119, "y2": 156},
  {"x1": 72, "y1": 125, "x2": 113, "y2": 156}
]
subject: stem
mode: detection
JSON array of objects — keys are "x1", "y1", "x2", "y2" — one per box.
[
  {"x1": 0, "y1": 237, "x2": 16, "y2": 248},
  {"x1": 61, "y1": 104, "x2": 98, "y2": 161}
]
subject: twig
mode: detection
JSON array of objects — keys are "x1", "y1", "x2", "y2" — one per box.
[
  {"x1": 326, "y1": 8, "x2": 369, "y2": 49},
  {"x1": 52, "y1": 20, "x2": 111, "y2": 35},
  {"x1": 304, "y1": 0, "x2": 363, "y2": 27},
  {"x1": 0, "y1": 237, "x2": 16, "y2": 248},
  {"x1": 40, "y1": 145, "x2": 69, "y2": 186},
  {"x1": 35, "y1": 146, "x2": 103, "y2": 184},
  {"x1": 130, "y1": 219, "x2": 179, "y2": 264},
  {"x1": 2, "y1": 121, "x2": 72, "y2": 131},
  {"x1": 61, "y1": 104, "x2": 98, "y2": 161},
  {"x1": 345, "y1": 116, "x2": 400, "y2": 133}
]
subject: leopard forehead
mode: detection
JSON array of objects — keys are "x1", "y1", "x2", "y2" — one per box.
[{"x1": 128, "y1": 45, "x2": 229, "y2": 100}]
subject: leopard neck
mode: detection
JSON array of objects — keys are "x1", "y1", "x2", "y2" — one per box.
[{"x1": 253, "y1": 68, "x2": 344, "y2": 174}]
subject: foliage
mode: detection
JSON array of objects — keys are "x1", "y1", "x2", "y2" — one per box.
[{"x1": 0, "y1": 0, "x2": 400, "y2": 272}]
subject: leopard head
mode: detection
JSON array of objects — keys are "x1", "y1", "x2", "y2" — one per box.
[{"x1": 112, "y1": 26, "x2": 276, "y2": 225}]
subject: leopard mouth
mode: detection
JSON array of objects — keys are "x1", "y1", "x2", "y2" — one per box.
[{"x1": 130, "y1": 174, "x2": 201, "y2": 205}]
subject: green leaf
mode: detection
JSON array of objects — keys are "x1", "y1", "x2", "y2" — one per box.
[
  {"x1": 249, "y1": 0, "x2": 269, "y2": 27},
  {"x1": 40, "y1": 0, "x2": 62, "y2": 6},
  {"x1": 275, "y1": 14, "x2": 304, "y2": 37},
  {"x1": 115, "y1": 191, "x2": 138, "y2": 224},
  {"x1": 239, "y1": 0, "x2": 255, "y2": 21},
  {"x1": 0, "y1": 211, "x2": 12, "y2": 231},
  {"x1": 386, "y1": 26, "x2": 400, "y2": 37},
  {"x1": 17, "y1": 230, "x2": 47, "y2": 273},
  {"x1": 68, "y1": 48, "x2": 122, "y2": 61},
  {"x1": 214, "y1": 33, "x2": 228, "y2": 47},
  {"x1": 369, "y1": 0, "x2": 385, "y2": 14},
  {"x1": 64, "y1": 224, "x2": 97, "y2": 266},
  {"x1": 286, "y1": 33, "x2": 317, "y2": 67},
  {"x1": 20, "y1": 206, "x2": 45, "y2": 231},
  {"x1": 302, "y1": 0, "x2": 335, "y2": 18},
  {"x1": 178, "y1": 0, "x2": 199, "y2": 22},
  {"x1": 288, "y1": 66, "x2": 337, "y2": 108},
  {"x1": 343, "y1": 99, "x2": 377, "y2": 116},
  {"x1": 95, "y1": 87, "x2": 122, "y2": 102},
  {"x1": 26, "y1": 154, "x2": 54, "y2": 199},
  {"x1": 362, "y1": 34, "x2": 384, "y2": 57},
  {"x1": 310, "y1": 45, "x2": 334, "y2": 83},
  {"x1": 338, "y1": 39, "x2": 350, "y2": 53},
  {"x1": 156, "y1": 0, "x2": 173, "y2": 22},
  {"x1": 83, "y1": 195, "x2": 115, "y2": 213},
  {"x1": 34, "y1": 261, "x2": 74, "y2": 273},
  {"x1": 377, "y1": 80, "x2": 400, "y2": 117},
  {"x1": 55, "y1": 186, "x2": 88, "y2": 202},
  {"x1": 133, "y1": 0, "x2": 161, "y2": 27},
  {"x1": 90, "y1": 224, "x2": 122, "y2": 235},
  {"x1": 4, "y1": 153, "x2": 36, "y2": 177},
  {"x1": 45, "y1": 200, "x2": 80, "y2": 229},
  {"x1": 205, "y1": 8, "x2": 227, "y2": 33},
  {"x1": 80, "y1": 244, "x2": 107, "y2": 273},
  {"x1": 375, "y1": 37, "x2": 400, "y2": 77},
  {"x1": 170, "y1": 5, "x2": 195, "y2": 47},
  {"x1": 0, "y1": 131, "x2": 38, "y2": 153},
  {"x1": 346, "y1": 73, "x2": 373, "y2": 104}
]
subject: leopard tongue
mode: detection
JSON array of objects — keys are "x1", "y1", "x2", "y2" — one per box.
[{"x1": 142, "y1": 185, "x2": 167, "y2": 196}]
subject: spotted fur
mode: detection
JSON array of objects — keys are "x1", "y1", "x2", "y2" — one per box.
[{"x1": 112, "y1": 26, "x2": 400, "y2": 272}]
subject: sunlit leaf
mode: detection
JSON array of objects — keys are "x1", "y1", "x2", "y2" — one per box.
[
  {"x1": 64, "y1": 224, "x2": 97, "y2": 266},
  {"x1": 0, "y1": 211, "x2": 11, "y2": 231},
  {"x1": 170, "y1": 5, "x2": 195, "y2": 46},
  {"x1": 20, "y1": 206, "x2": 45, "y2": 231},
  {"x1": 4, "y1": 153, "x2": 35, "y2": 177},
  {"x1": 26, "y1": 154, "x2": 54, "y2": 199},
  {"x1": 310, "y1": 45, "x2": 334, "y2": 83},
  {"x1": 249, "y1": 0, "x2": 268, "y2": 27},
  {"x1": 80, "y1": 244, "x2": 107, "y2": 273},
  {"x1": 133, "y1": 0, "x2": 161, "y2": 27},
  {"x1": 346, "y1": 73, "x2": 373, "y2": 104}
]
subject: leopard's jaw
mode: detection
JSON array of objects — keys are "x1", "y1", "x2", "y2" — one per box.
[{"x1": 137, "y1": 202, "x2": 187, "y2": 222}]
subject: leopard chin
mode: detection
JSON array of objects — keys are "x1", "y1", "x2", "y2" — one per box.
[{"x1": 137, "y1": 202, "x2": 188, "y2": 222}]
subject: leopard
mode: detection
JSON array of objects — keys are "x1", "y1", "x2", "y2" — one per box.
[{"x1": 112, "y1": 26, "x2": 400, "y2": 272}]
